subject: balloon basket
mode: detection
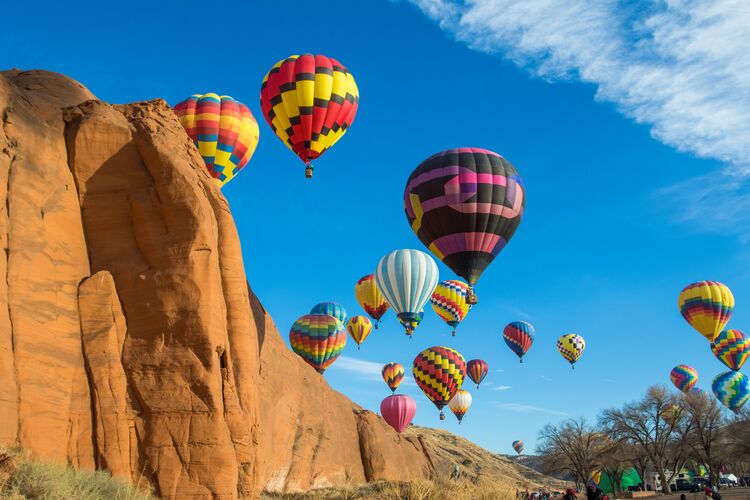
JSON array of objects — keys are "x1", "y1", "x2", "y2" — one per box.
[
  {"x1": 519, "y1": 358, "x2": 523, "y2": 364},
  {"x1": 466, "y1": 288, "x2": 478, "y2": 305},
  {"x1": 439, "y1": 412, "x2": 446, "y2": 421},
  {"x1": 451, "y1": 330, "x2": 456, "y2": 337},
  {"x1": 305, "y1": 165, "x2": 313, "y2": 178}
]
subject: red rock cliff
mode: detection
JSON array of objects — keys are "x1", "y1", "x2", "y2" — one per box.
[{"x1": 0, "y1": 70, "x2": 434, "y2": 499}]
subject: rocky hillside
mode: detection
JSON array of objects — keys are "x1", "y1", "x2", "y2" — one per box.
[{"x1": 0, "y1": 69, "x2": 561, "y2": 499}]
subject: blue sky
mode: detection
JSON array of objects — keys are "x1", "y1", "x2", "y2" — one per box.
[{"x1": 4, "y1": 0, "x2": 749, "y2": 455}]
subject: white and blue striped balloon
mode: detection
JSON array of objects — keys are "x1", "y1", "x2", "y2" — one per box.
[{"x1": 375, "y1": 249, "x2": 438, "y2": 333}]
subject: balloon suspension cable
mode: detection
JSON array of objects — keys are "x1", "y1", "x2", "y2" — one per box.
[{"x1": 305, "y1": 162, "x2": 313, "y2": 179}]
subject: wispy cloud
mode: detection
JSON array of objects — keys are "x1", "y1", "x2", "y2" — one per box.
[
  {"x1": 332, "y1": 356, "x2": 415, "y2": 385},
  {"x1": 539, "y1": 375, "x2": 553, "y2": 382},
  {"x1": 492, "y1": 385, "x2": 512, "y2": 391},
  {"x1": 495, "y1": 368, "x2": 505, "y2": 373},
  {"x1": 493, "y1": 402, "x2": 570, "y2": 416},
  {"x1": 409, "y1": 0, "x2": 750, "y2": 234}
]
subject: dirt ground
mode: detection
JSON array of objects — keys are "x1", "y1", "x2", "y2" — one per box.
[{"x1": 637, "y1": 488, "x2": 750, "y2": 500}]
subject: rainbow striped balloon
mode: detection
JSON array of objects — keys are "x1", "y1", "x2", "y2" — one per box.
[
  {"x1": 466, "y1": 359, "x2": 489, "y2": 388},
  {"x1": 711, "y1": 329, "x2": 749, "y2": 372},
  {"x1": 678, "y1": 281, "x2": 734, "y2": 342},
  {"x1": 346, "y1": 315, "x2": 372, "y2": 350},
  {"x1": 430, "y1": 279, "x2": 472, "y2": 336},
  {"x1": 174, "y1": 93, "x2": 259, "y2": 187},
  {"x1": 670, "y1": 365, "x2": 698, "y2": 392},
  {"x1": 712, "y1": 371, "x2": 749, "y2": 414},
  {"x1": 512, "y1": 440, "x2": 524, "y2": 454},
  {"x1": 289, "y1": 314, "x2": 346, "y2": 374}
]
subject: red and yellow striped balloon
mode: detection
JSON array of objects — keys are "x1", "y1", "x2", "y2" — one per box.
[
  {"x1": 354, "y1": 274, "x2": 389, "y2": 327},
  {"x1": 466, "y1": 359, "x2": 489, "y2": 388},
  {"x1": 382, "y1": 362, "x2": 405, "y2": 393},
  {"x1": 412, "y1": 346, "x2": 466, "y2": 419},
  {"x1": 260, "y1": 54, "x2": 359, "y2": 178},
  {"x1": 678, "y1": 281, "x2": 734, "y2": 342},
  {"x1": 174, "y1": 93, "x2": 259, "y2": 187},
  {"x1": 289, "y1": 314, "x2": 346, "y2": 374},
  {"x1": 346, "y1": 315, "x2": 372, "y2": 350}
]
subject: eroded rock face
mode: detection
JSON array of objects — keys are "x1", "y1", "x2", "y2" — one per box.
[{"x1": 0, "y1": 70, "x2": 436, "y2": 499}]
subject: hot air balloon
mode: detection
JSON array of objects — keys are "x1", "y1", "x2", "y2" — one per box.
[
  {"x1": 557, "y1": 334, "x2": 585, "y2": 369},
  {"x1": 259, "y1": 54, "x2": 358, "y2": 178},
  {"x1": 174, "y1": 93, "x2": 260, "y2": 187},
  {"x1": 448, "y1": 389, "x2": 472, "y2": 424},
  {"x1": 354, "y1": 274, "x2": 389, "y2": 328},
  {"x1": 466, "y1": 359, "x2": 489, "y2": 388},
  {"x1": 310, "y1": 302, "x2": 347, "y2": 326},
  {"x1": 670, "y1": 365, "x2": 698, "y2": 393},
  {"x1": 413, "y1": 346, "x2": 466, "y2": 420},
  {"x1": 380, "y1": 394, "x2": 416, "y2": 433},
  {"x1": 430, "y1": 279, "x2": 472, "y2": 336},
  {"x1": 503, "y1": 321, "x2": 535, "y2": 363},
  {"x1": 663, "y1": 403, "x2": 683, "y2": 424},
  {"x1": 288, "y1": 314, "x2": 346, "y2": 373},
  {"x1": 712, "y1": 371, "x2": 749, "y2": 413},
  {"x1": 398, "y1": 309, "x2": 424, "y2": 337},
  {"x1": 375, "y1": 249, "x2": 439, "y2": 335},
  {"x1": 512, "y1": 440, "x2": 524, "y2": 454},
  {"x1": 404, "y1": 148, "x2": 525, "y2": 303},
  {"x1": 678, "y1": 281, "x2": 734, "y2": 342},
  {"x1": 689, "y1": 386, "x2": 705, "y2": 396},
  {"x1": 382, "y1": 362, "x2": 405, "y2": 393},
  {"x1": 711, "y1": 329, "x2": 749, "y2": 371},
  {"x1": 346, "y1": 315, "x2": 372, "y2": 349}
]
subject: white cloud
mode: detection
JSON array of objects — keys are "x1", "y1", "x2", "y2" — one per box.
[
  {"x1": 331, "y1": 356, "x2": 415, "y2": 385},
  {"x1": 492, "y1": 385, "x2": 512, "y2": 391},
  {"x1": 409, "y1": 0, "x2": 750, "y2": 234},
  {"x1": 495, "y1": 368, "x2": 505, "y2": 373},
  {"x1": 493, "y1": 402, "x2": 570, "y2": 416}
]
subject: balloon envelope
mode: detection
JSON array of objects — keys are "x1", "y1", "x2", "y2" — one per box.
[
  {"x1": 346, "y1": 315, "x2": 372, "y2": 349},
  {"x1": 311, "y1": 302, "x2": 347, "y2": 326},
  {"x1": 448, "y1": 389, "x2": 472, "y2": 423},
  {"x1": 504, "y1": 321, "x2": 535, "y2": 362},
  {"x1": 174, "y1": 93, "x2": 259, "y2": 186},
  {"x1": 430, "y1": 279, "x2": 472, "y2": 335},
  {"x1": 670, "y1": 365, "x2": 699, "y2": 392},
  {"x1": 413, "y1": 346, "x2": 466, "y2": 418},
  {"x1": 354, "y1": 274, "x2": 389, "y2": 326},
  {"x1": 557, "y1": 334, "x2": 585, "y2": 367},
  {"x1": 380, "y1": 394, "x2": 416, "y2": 433},
  {"x1": 712, "y1": 371, "x2": 749, "y2": 413},
  {"x1": 678, "y1": 281, "x2": 734, "y2": 342},
  {"x1": 466, "y1": 359, "x2": 489, "y2": 388},
  {"x1": 404, "y1": 147, "x2": 525, "y2": 286},
  {"x1": 382, "y1": 362, "x2": 405, "y2": 393},
  {"x1": 512, "y1": 440, "x2": 524, "y2": 454},
  {"x1": 259, "y1": 54, "x2": 358, "y2": 177},
  {"x1": 711, "y1": 329, "x2": 749, "y2": 371},
  {"x1": 289, "y1": 314, "x2": 346, "y2": 373},
  {"x1": 375, "y1": 249, "x2": 439, "y2": 335}
]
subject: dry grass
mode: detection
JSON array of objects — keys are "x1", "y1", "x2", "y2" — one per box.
[
  {"x1": 260, "y1": 478, "x2": 517, "y2": 499},
  {"x1": 0, "y1": 448, "x2": 153, "y2": 500}
]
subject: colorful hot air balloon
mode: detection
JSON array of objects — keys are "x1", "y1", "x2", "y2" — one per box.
[
  {"x1": 354, "y1": 274, "x2": 389, "y2": 328},
  {"x1": 678, "y1": 281, "x2": 734, "y2": 342},
  {"x1": 466, "y1": 359, "x2": 489, "y2": 388},
  {"x1": 174, "y1": 93, "x2": 260, "y2": 187},
  {"x1": 380, "y1": 394, "x2": 416, "y2": 433},
  {"x1": 670, "y1": 365, "x2": 699, "y2": 393},
  {"x1": 310, "y1": 302, "x2": 347, "y2": 326},
  {"x1": 375, "y1": 249, "x2": 439, "y2": 335},
  {"x1": 712, "y1": 371, "x2": 749, "y2": 414},
  {"x1": 398, "y1": 309, "x2": 425, "y2": 337},
  {"x1": 413, "y1": 346, "x2": 466, "y2": 420},
  {"x1": 512, "y1": 440, "x2": 524, "y2": 454},
  {"x1": 404, "y1": 148, "x2": 525, "y2": 303},
  {"x1": 689, "y1": 386, "x2": 705, "y2": 396},
  {"x1": 382, "y1": 362, "x2": 405, "y2": 393},
  {"x1": 259, "y1": 54, "x2": 359, "y2": 178},
  {"x1": 557, "y1": 334, "x2": 585, "y2": 369},
  {"x1": 448, "y1": 389, "x2": 472, "y2": 424},
  {"x1": 430, "y1": 280, "x2": 472, "y2": 336},
  {"x1": 346, "y1": 315, "x2": 372, "y2": 350},
  {"x1": 288, "y1": 314, "x2": 346, "y2": 373},
  {"x1": 711, "y1": 329, "x2": 749, "y2": 372},
  {"x1": 503, "y1": 321, "x2": 535, "y2": 363}
]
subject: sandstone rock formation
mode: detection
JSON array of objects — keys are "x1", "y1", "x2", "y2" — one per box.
[{"x1": 0, "y1": 69, "x2": 436, "y2": 499}]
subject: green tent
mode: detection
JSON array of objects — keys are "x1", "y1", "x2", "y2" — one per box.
[{"x1": 596, "y1": 468, "x2": 642, "y2": 493}]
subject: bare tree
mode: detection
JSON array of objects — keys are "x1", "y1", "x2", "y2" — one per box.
[
  {"x1": 537, "y1": 418, "x2": 603, "y2": 490},
  {"x1": 682, "y1": 391, "x2": 727, "y2": 484},
  {"x1": 623, "y1": 441, "x2": 650, "y2": 491},
  {"x1": 600, "y1": 386, "x2": 689, "y2": 495},
  {"x1": 598, "y1": 439, "x2": 627, "y2": 495}
]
